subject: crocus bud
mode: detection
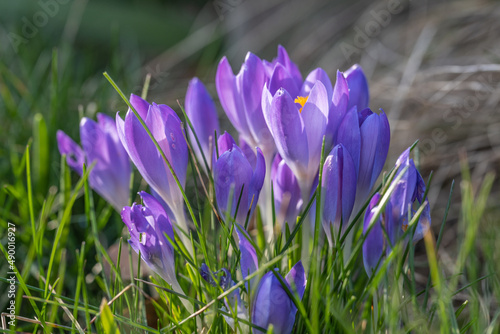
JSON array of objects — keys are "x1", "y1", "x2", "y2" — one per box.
[
  {"x1": 362, "y1": 147, "x2": 431, "y2": 276},
  {"x1": 321, "y1": 144, "x2": 357, "y2": 245},
  {"x1": 336, "y1": 107, "x2": 390, "y2": 213},
  {"x1": 251, "y1": 262, "x2": 306, "y2": 334},
  {"x1": 390, "y1": 148, "x2": 431, "y2": 242},
  {"x1": 214, "y1": 132, "x2": 265, "y2": 224},
  {"x1": 57, "y1": 113, "x2": 131, "y2": 211},
  {"x1": 185, "y1": 77, "x2": 220, "y2": 169}
]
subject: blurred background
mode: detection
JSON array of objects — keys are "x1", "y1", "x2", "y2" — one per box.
[{"x1": 1, "y1": 0, "x2": 499, "y2": 323}]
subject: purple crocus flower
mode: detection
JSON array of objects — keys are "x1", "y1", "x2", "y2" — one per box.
[
  {"x1": 200, "y1": 226, "x2": 306, "y2": 333},
  {"x1": 362, "y1": 147, "x2": 431, "y2": 275},
  {"x1": 336, "y1": 107, "x2": 390, "y2": 213},
  {"x1": 236, "y1": 227, "x2": 306, "y2": 334},
  {"x1": 121, "y1": 191, "x2": 193, "y2": 311},
  {"x1": 185, "y1": 77, "x2": 220, "y2": 170},
  {"x1": 321, "y1": 144, "x2": 357, "y2": 245},
  {"x1": 121, "y1": 191, "x2": 177, "y2": 287},
  {"x1": 262, "y1": 77, "x2": 330, "y2": 201},
  {"x1": 57, "y1": 113, "x2": 131, "y2": 211},
  {"x1": 389, "y1": 148, "x2": 431, "y2": 242},
  {"x1": 116, "y1": 95, "x2": 189, "y2": 230},
  {"x1": 216, "y1": 52, "x2": 274, "y2": 154},
  {"x1": 272, "y1": 154, "x2": 303, "y2": 231},
  {"x1": 214, "y1": 132, "x2": 265, "y2": 225},
  {"x1": 251, "y1": 268, "x2": 305, "y2": 334}
]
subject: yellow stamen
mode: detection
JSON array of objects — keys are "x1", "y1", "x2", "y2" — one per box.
[{"x1": 294, "y1": 96, "x2": 309, "y2": 113}]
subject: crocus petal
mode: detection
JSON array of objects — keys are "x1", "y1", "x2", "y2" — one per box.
[
  {"x1": 217, "y1": 132, "x2": 238, "y2": 156},
  {"x1": 147, "y1": 104, "x2": 188, "y2": 187},
  {"x1": 150, "y1": 187, "x2": 176, "y2": 219},
  {"x1": 356, "y1": 112, "x2": 380, "y2": 204},
  {"x1": 370, "y1": 110, "x2": 390, "y2": 188},
  {"x1": 300, "y1": 68, "x2": 333, "y2": 102},
  {"x1": 80, "y1": 117, "x2": 130, "y2": 210},
  {"x1": 300, "y1": 81, "x2": 329, "y2": 168},
  {"x1": 261, "y1": 84, "x2": 274, "y2": 136},
  {"x1": 139, "y1": 191, "x2": 175, "y2": 242},
  {"x1": 214, "y1": 146, "x2": 253, "y2": 223},
  {"x1": 285, "y1": 261, "x2": 306, "y2": 299},
  {"x1": 252, "y1": 270, "x2": 295, "y2": 334},
  {"x1": 118, "y1": 110, "x2": 171, "y2": 203},
  {"x1": 185, "y1": 77, "x2": 220, "y2": 166},
  {"x1": 239, "y1": 137, "x2": 257, "y2": 169},
  {"x1": 362, "y1": 193, "x2": 385, "y2": 276},
  {"x1": 130, "y1": 94, "x2": 151, "y2": 120},
  {"x1": 235, "y1": 224, "x2": 259, "y2": 283},
  {"x1": 345, "y1": 64, "x2": 369, "y2": 111},
  {"x1": 336, "y1": 107, "x2": 361, "y2": 176},
  {"x1": 326, "y1": 71, "x2": 349, "y2": 145},
  {"x1": 272, "y1": 155, "x2": 302, "y2": 229},
  {"x1": 248, "y1": 147, "x2": 266, "y2": 214},
  {"x1": 269, "y1": 63, "x2": 300, "y2": 98},
  {"x1": 391, "y1": 158, "x2": 417, "y2": 223},
  {"x1": 213, "y1": 131, "x2": 238, "y2": 168},
  {"x1": 275, "y1": 45, "x2": 303, "y2": 88},
  {"x1": 269, "y1": 88, "x2": 309, "y2": 172},
  {"x1": 240, "y1": 52, "x2": 273, "y2": 146},
  {"x1": 56, "y1": 130, "x2": 85, "y2": 175},
  {"x1": 216, "y1": 57, "x2": 250, "y2": 135},
  {"x1": 412, "y1": 172, "x2": 431, "y2": 241}
]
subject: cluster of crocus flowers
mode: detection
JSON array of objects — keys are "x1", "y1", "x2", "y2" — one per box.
[{"x1": 56, "y1": 44, "x2": 431, "y2": 332}]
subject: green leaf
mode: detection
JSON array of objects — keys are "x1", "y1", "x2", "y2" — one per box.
[{"x1": 99, "y1": 298, "x2": 120, "y2": 334}]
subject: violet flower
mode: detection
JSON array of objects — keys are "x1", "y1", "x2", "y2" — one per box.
[
  {"x1": 389, "y1": 147, "x2": 431, "y2": 242},
  {"x1": 262, "y1": 76, "x2": 330, "y2": 201},
  {"x1": 121, "y1": 191, "x2": 177, "y2": 286},
  {"x1": 116, "y1": 95, "x2": 189, "y2": 233},
  {"x1": 121, "y1": 191, "x2": 193, "y2": 311},
  {"x1": 214, "y1": 132, "x2": 265, "y2": 225},
  {"x1": 362, "y1": 148, "x2": 431, "y2": 275},
  {"x1": 216, "y1": 51, "x2": 274, "y2": 155},
  {"x1": 185, "y1": 77, "x2": 220, "y2": 170},
  {"x1": 272, "y1": 154, "x2": 303, "y2": 231},
  {"x1": 336, "y1": 107, "x2": 390, "y2": 213},
  {"x1": 237, "y1": 227, "x2": 306, "y2": 334},
  {"x1": 200, "y1": 226, "x2": 306, "y2": 333},
  {"x1": 57, "y1": 113, "x2": 131, "y2": 211},
  {"x1": 321, "y1": 144, "x2": 357, "y2": 245}
]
